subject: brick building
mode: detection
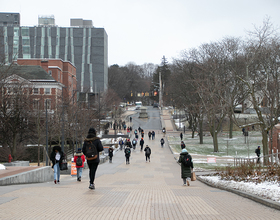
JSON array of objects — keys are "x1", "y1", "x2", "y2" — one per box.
[
  {"x1": 16, "y1": 58, "x2": 77, "y2": 103},
  {"x1": 0, "y1": 65, "x2": 63, "y2": 111}
]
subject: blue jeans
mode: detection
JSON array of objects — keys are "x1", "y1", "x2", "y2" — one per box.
[
  {"x1": 53, "y1": 163, "x2": 60, "y2": 181},
  {"x1": 76, "y1": 167, "x2": 83, "y2": 179}
]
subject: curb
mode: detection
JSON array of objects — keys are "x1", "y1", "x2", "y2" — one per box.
[{"x1": 197, "y1": 176, "x2": 280, "y2": 211}]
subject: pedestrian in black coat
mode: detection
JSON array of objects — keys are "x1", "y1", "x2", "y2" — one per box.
[
  {"x1": 255, "y1": 146, "x2": 261, "y2": 163},
  {"x1": 144, "y1": 145, "x2": 151, "y2": 162},
  {"x1": 82, "y1": 127, "x2": 104, "y2": 190},
  {"x1": 140, "y1": 138, "x2": 144, "y2": 151}
]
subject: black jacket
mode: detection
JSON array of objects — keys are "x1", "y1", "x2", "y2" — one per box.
[
  {"x1": 144, "y1": 147, "x2": 151, "y2": 155},
  {"x1": 50, "y1": 150, "x2": 64, "y2": 167},
  {"x1": 255, "y1": 148, "x2": 261, "y2": 156},
  {"x1": 82, "y1": 135, "x2": 104, "y2": 163}
]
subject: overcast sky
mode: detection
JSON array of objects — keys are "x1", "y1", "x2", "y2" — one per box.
[{"x1": 2, "y1": 0, "x2": 280, "y2": 66}]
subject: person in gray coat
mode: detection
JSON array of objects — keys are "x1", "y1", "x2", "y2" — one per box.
[{"x1": 178, "y1": 148, "x2": 193, "y2": 186}]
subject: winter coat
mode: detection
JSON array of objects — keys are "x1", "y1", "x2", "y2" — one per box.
[
  {"x1": 144, "y1": 147, "x2": 151, "y2": 156},
  {"x1": 126, "y1": 141, "x2": 132, "y2": 148},
  {"x1": 74, "y1": 152, "x2": 85, "y2": 168},
  {"x1": 50, "y1": 149, "x2": 64, "y2": 168},
  {"x1": 108, "y1": 147, "x2": 114, "y2": 157},
  {"x1": 140, "y1": 139, "x2": 144, "y2": 146},
  {"x1": 82, "y1": 134, "x2": 104, "y2": 164},
  {"x1": 125, "y1": 147, "x2": 131, "y2": 156},
  {"x1": 178, "y1": 152, "x2": 193, "y2": 178},
  {"x1": 255, "y1": 148, "x2": 261, "y2": 156}
]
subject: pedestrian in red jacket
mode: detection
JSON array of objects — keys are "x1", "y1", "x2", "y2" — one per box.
[{"x1": 74, "y1": 148, "x2": 85, "y2": 181}]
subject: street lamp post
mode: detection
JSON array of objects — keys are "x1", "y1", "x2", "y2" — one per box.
[
  {"x1": 159, "y1": 72, "x2": 163, "y2": 109},
  {"x1": 45, "y1": 99, "x2": 48, "y2": 166}
]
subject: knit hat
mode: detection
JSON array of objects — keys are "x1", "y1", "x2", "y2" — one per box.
[
  {"x1": 77, "y1": 148, "x2": 82, "y2": 152},
  {"x1": 182, "y1": 149, "x2": 188, "y2": 153},
  {"x1": 88, "y1": 127, "x2": 96, "y2": 134}
]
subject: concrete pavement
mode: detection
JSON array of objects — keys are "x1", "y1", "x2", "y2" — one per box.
[
  {"x1": 1, "y1": 130, "x2": 280, "y2": 219},
  {"x1": 1, "y1": 108, "x2": 280, "y2": 219}
]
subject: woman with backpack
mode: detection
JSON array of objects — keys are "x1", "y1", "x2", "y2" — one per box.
[
  {"x1": 124, "y1": 145, "x2": 131, "y2": 164},
  {"x1": 74, "y1": 148, "x2": 85, "y2": 182},
  {"x1": 178, "y1": 148, "x2": 193, "y2": 186},
  {"x1": 144, "y1": 145, "x2": 151, "y2": 162},
  {"x1": 82, "y1": 127, "x2": 104, "y2": 190}
]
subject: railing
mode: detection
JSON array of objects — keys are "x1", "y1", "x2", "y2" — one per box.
[{"x1": 234, "y1": 152, "x2": 280, "y2": 167}]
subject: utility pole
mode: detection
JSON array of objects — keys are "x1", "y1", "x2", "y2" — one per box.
[
  {"x1": 61, "y1": 88, "x2": 65, "y2": 153},
  {"x1": 45, "y1": 100, "x2": 48, "y2": 166},
  {"x1": 159, "y1": 71, "x2": 162, "y2": 109}
]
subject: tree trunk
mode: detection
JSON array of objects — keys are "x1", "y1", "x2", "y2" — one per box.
[
  {"x1": 213, "y1": 131, "x2": 219, "y2": 152},
  {"x1": 199, "y1": 118, "x2": 203, "y2": 144},
  {"x1": 229, "y1": 115, "x2": 233, "y2": 139},
  {"x1": 261, "y1": 125, "x2": 269, "y2": 163}
]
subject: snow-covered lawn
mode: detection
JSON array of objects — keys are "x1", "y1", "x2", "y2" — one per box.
[{"x1": 200, "y1": 175, "x2": 280, "y2": 203}]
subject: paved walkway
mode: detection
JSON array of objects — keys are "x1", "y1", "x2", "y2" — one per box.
[
  {"x1": 1, "y1": 131, "x2": 280, "y2": 219},
  {"x1": 1, "y1": 109, "x2": 280, "y2": 219}
]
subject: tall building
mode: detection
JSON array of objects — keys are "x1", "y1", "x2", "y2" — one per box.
[
  {"x1": 0, "y1": 15, "x2": 108, "y2": 93},
  {"x1": 0, "y1": 13, "x2": 20, "y2": 26}
]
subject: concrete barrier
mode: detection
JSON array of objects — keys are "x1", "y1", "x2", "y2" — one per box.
[
  {"x1": 4, "y1": 161, "x2": 30, "y2": 166},
  {"x1": 0, "y1": 166, "x2": 53, "y2": 186}
]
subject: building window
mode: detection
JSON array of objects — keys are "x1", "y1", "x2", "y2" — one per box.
[
  {"x1": 14, "y1": 28, "x2": 19, "y2": 36},
  {"x1": 22, "y1": 46, "x2": 30, "y2": 54},
  {"x1": 33, "y1": 88, "x2": 39, "y2": 94},
  {"x1": 33, "y1": 99, "x2": 40, "y2": 109},
  {"x1": 22, "y1": 38, "x2": 29, "y2": 45},
  {"x1": 45, "y1": 88, "x2": 51, "y2": 94},
  {"x1": 45, "y1": 99, "x2": 51, "y2": 110},
  {"x1": 21, "y1": 28, "x2": 29, "y2": 36}
]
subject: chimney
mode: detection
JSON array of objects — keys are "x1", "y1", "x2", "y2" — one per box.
[{"x1": 41, "y1": 60, "x2": 49, "y2": 72}]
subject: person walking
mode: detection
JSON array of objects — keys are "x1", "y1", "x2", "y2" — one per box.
[
  {"x1": 82, "y1": 127, "x2": 104, "y2": 190},
  {"x1": 132, "y1": 138, "x2": 137, "y2": 150},
  {"x1": 180, "y1": 132, "x2": 183, "y2": 141},
  {"x1": 74, "y1": 148, "x2": 85, "y2": 181},
  {"x1": 140, "y1": 138, "x2": 144, "y2": 151},
  {"x1": 119, "y1": 138, "x2": 124, "y2": 150},
  {"x1": 178, "y1": 149, "x2": 193, "y2": 186},
  {"x1": 124, "y1": 145, "x2": 131, "y2": 164},
  {"x1": 126, "y1": 139, "x2": 132, "y2": 149},
  {"x1": 255, "y1": 146, "x2": 261, "y2": 163},
  {"x1": 50, "y1": 145, "x2": 65, "y2": 184},
  {"x1": 108, "y1": 146, "x2": 114, "y2": 163},
  {"x1": 160, "y1": 138, "x2": 165, "y2": 147},
  {"x1": 148, "y1": 131, "x2": 152, "y2": 140},
  {"x1": 152, "y1": 131, "x2": 155, "y2": 140},
  {"x1": 144, "y1": 145, "x2": 151, "y2": 162},
  {"x1": 181, "y1": 141, "x2": 186, "y2": 149}
]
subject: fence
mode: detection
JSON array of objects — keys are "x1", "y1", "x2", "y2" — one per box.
[{"x1": 234, "y1": 152, "x2": 280, "y2": 168}]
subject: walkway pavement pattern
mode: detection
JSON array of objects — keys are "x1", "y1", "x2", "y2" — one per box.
[{"x1": 1, "y1": 109, "x2": 280, "y2": 219}]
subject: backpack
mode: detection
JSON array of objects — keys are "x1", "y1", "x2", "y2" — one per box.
[
  {"x1": 85, "y1": 141, "x2": 98, "y2": 160},
  {"x1": 182, "y1": 154, "x2": 192, "y2": 166},
  {"x1": 76, "y1": 156, "x2": 83, "y2": 166},
  {"x1": 145, "y1": 147, "x2": 151, "y2": 154},
  {"x1": 161, "y1": 139, "x2": 164, "y2": 144},
  {"x1": 125, "y1": 148, "x2": 131, "y2": 155}
]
